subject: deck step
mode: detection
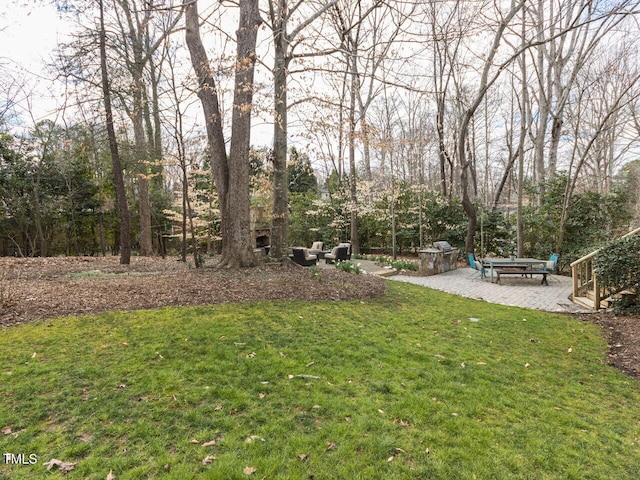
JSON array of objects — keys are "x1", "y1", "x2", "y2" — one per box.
[
  {"x1": 572, "y1": 296, "x2": 596, "y2": 310},
  {"x1": 584, "y1": 290, "x2": 613, "y2": 308}
]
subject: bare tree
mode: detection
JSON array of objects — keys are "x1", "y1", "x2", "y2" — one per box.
[
  {"x1": 457, "y1": 0, "x2": 526, "y2": 254},
  {"x1": 556, "y1": 69, "x2": 640, "y2": 251},
  {"x1": 184, "y1": 0, "x2": 261, "y2": 268},
  {"x1": 99, "y1": 0, "x2": 131, "y2": 264},
  {"x1": 112, "y1": 0, "x2": 183, "y2": 256},
  {"x1": 266, "y1": 0, "x2": 338, "y2": 261}
]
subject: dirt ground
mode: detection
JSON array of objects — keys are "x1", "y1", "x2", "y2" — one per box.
[{"x1": 1, "y1": 256, "x2": 638, "y2": 382}]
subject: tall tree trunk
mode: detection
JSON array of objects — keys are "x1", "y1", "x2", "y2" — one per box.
[
  {"x1": 33, "y1": 152, "x2": 46, "y2": 257},
  {"x1": 348, "y1": 55, "x2": 360, "y2": 255},
  {"x1": 226, "y1": 0, "x2": 262, "y2": 268},
  {"x1": 458, "y1": 0, "x2": 525, "y2": 254},
  {"x1": 270, "y1": 0, "x2": 289, "y2": 261},
  {"x1": 185, "y1": 0, "x2": 259, "y2": 268},
  {"x1": 516, "y1": 16, "x2": 528, "y2": 258},
  {"x1": 184, "y1": 0, "x2": 229, "y2": 258},
  {"x1": 119, "y1": 0, "x2": 154, "y2": 256},
  {"x1": 133, "y1": 110, "x2": 153, "y2": 256},
  {"x1": 436, "y1": 93, "x2": 449, "y2": 198},
  {"x1": 99, "y1": 0, "x2": 131, "y2": 264},
  {"x1": 268, "y1": 0, "x2": 337, "y2": 259},
  {"x1": 532, "y1": 0, "x2": 550, "y2": 198}
]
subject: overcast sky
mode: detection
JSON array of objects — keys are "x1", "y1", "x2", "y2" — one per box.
[{"x1": 1, "y1": 2, "x2": 73, "y2": 126}]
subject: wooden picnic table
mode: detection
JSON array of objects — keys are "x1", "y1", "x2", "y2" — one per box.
[{"x1": 482, "y1": 257, "x2": 548, "y2": 284}]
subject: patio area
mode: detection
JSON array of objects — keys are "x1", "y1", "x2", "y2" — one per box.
[{"x1": 390, "y1": 267, "x2": 587, "y2": 313}]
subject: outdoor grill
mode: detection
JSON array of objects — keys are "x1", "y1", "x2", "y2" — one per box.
[
  {"x1": 432, "y1": 241, "x2": 454, "y2": 255},
  {"x1": 418, "y1": 241, "x2": 459, "y2": 276}
]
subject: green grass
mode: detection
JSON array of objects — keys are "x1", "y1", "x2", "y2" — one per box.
[{"x1": 1, "y1": 282, "x2": 640, "y2": 479}]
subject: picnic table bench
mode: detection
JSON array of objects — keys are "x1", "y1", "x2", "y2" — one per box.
[{"x1": 495, "y1": 268, "x2": 548, "y2": 285}]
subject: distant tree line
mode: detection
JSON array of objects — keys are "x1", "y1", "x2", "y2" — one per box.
[{"x1": 2, "y1": 0, "x2": 640, "y2": 268}]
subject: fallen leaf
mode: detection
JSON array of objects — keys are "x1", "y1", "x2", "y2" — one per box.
[
  {"x1": 202, "y1": 455, "x2": 216, "y2": 465},
  {"x1": 2, "y1": 426, "x2": 12, "y2": 435},
  {"x1": 258, "y1": 393, "x2": 266, "y2": 399},
  {"x1": 243, "y1": 466, "x2": 257, "y2": 475},
  {"x1": 395, "y1": 448, "x2": 406, "y2": 454},
  {"x1": 378, "y1": 409, "x2": 385, "y2": 414},
  {"x1": 525, "y1": 363, "x2": 531, "y2": 368},
  {"x1": 121, "y1": 342, "x2": 129, "y2": 347},
  {"x1": 246, "y1": 352, "x2": 256, "y2": 358},
  {"x1": 297, "y1": 454, "x2": 309, "y2": 462},
  {"x1": 214, "y1": 405, "x2": 223, "y2": 411},
  {"x1": 326, "y1": 441, "x2": 337, "y2": 450},
  {"x1": 116, "y1": 384, "x2": 126, "y2": 391},
  {"x1": 387, "y1": 456, "x2": 394, "y2": 462},
  {"x1": 189, "y1": 439, "x2": 200, "y2": 444},
  {"x1": 306, "y1": 361, "x2": 315, "y2": 367},
  {"x1": 477, "y1": 362, "x2": 487, "y2": 365},
  {"x1": 31, "y1": 352, "x2": 37, "y2": 358},
  {"x1": 568, "y1": 347, "x2": 573, "y2": 353},
  {"x1": 201, "y1": 440, "x2": 216, "y2": 447},
  {"x1": 43, "y1": 458, "x2": 76, "y2": 473},
  {"x1": 106, "y1": 470, "x2": 116, "y2": 480},
  {"x1": 460, "y1": 362, "x2": 466, "y2": 368}
]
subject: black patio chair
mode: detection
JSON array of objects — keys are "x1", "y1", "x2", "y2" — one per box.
[
  {"x1": 325, "y1": 246, "x2": 349, "y2": 264},
  {"x1": 291, "y1": 247, "x2": 318, "y2": 266}
]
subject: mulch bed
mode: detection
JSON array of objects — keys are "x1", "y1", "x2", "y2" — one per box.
[
  {"x1": 0, "y1": 257, "x2": 387, "y2": 328},
  {"x1": 1, "y1": 257, "x2": 638, "y2": 382},
  {"x1": 575, "y1": 311, "x2": 640, "y2": 382}
]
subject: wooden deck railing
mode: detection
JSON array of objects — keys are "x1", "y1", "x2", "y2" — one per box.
[{"x1": 570, "y1": 226, "x2": 640, "y2": 309}]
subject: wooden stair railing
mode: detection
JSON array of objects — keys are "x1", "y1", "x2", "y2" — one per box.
[{"x1": 570, "y1": 226, "x2": 640, "y2": 309}]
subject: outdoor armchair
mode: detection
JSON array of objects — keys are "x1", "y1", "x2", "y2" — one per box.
[
  {"x1": 325, "y1": 246, "x2": 349, "y2": 264},
  {"x1": 337, "y1": 242, "x2": 352, "y2": 260},
  {"x1": 308, "y1": 241, "x2": 324, "y2": 255},
  {"x1": 291, "y1": 247, "x2": 318, "y2": 266}
]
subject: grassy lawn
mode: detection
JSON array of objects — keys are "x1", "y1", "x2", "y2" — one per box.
[{"x1": 1, "y1": 281, "x2": 640, "y2": 479}]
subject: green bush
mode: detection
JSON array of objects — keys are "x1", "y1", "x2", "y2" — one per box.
[{"x1": 593, "y1": 235, "x2": 640, "y2": 312}]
